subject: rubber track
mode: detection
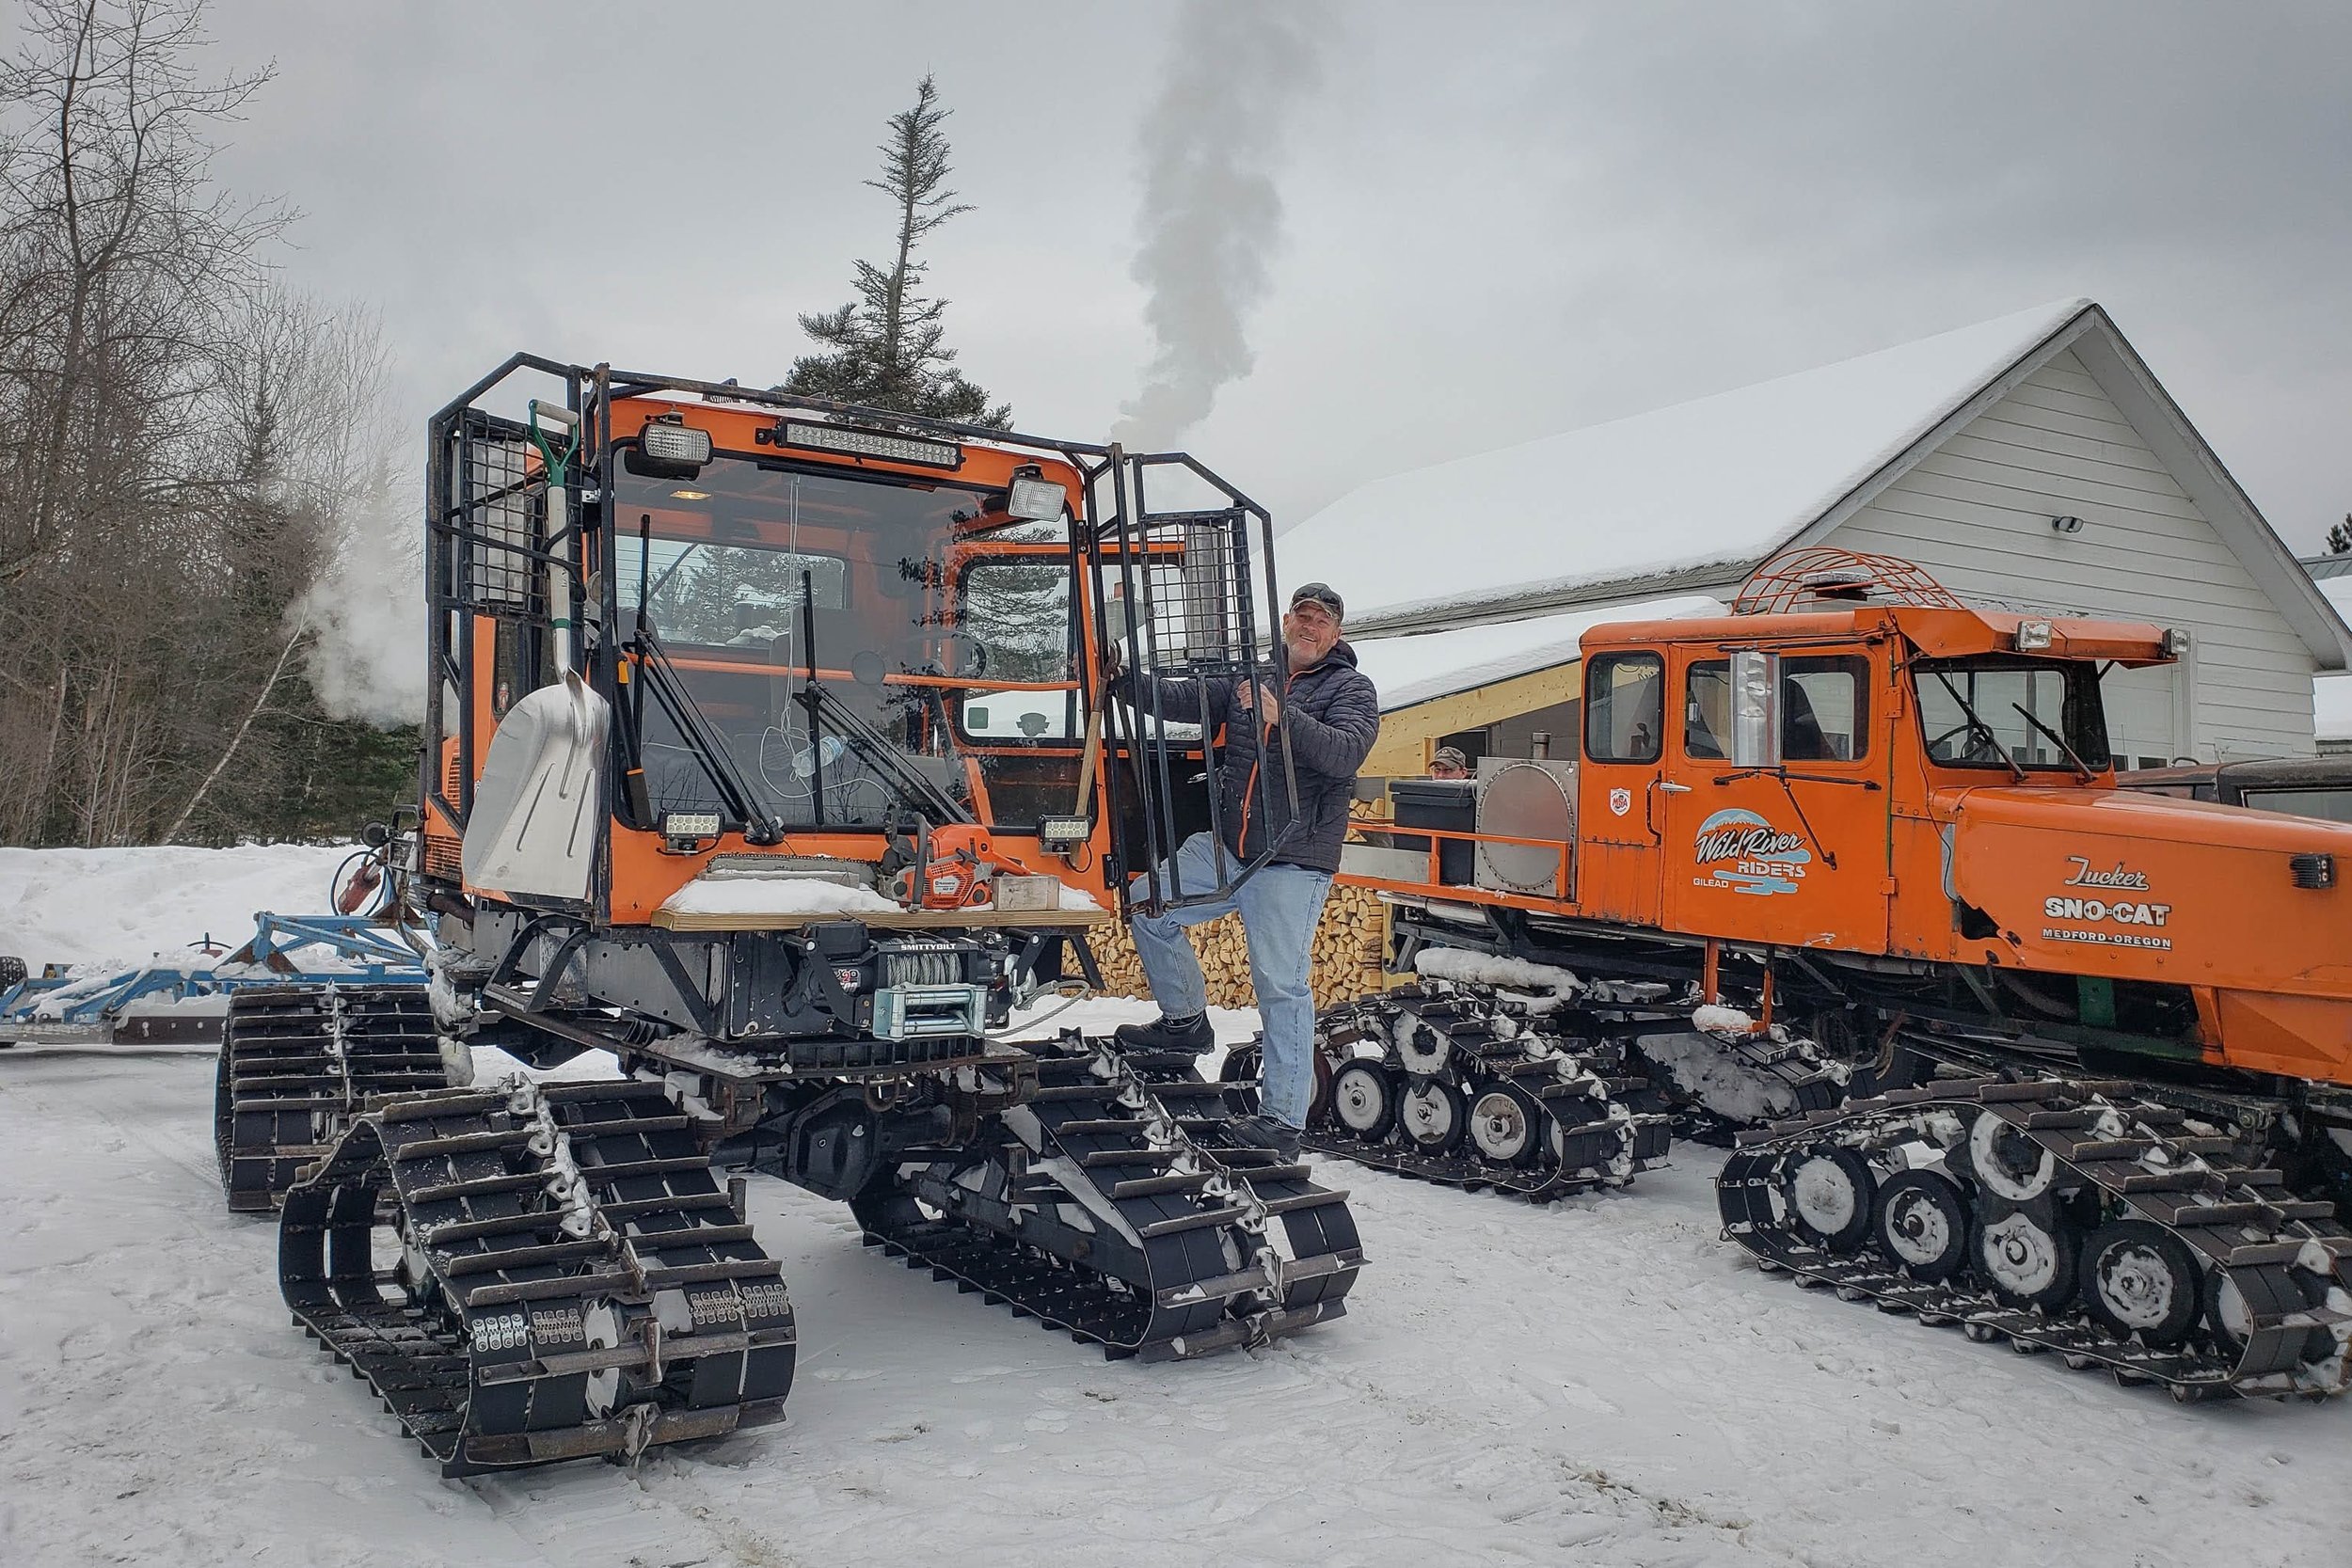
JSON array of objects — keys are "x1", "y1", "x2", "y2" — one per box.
[
  {"x1": 1720, "y1": 1076, "x2": 2352, "y2": 1399},
  {"x1": 215, "y1": 985, "x2": 448, "y2": 1212},
  {"x1": 1303, "y1": 984, "x2": 1674, "y2": 1199},
  {"x1": 854, "y1": 1036, "x2": 1363, "y2": 1360},
  {"x1": 279, "y1": 1079, "x2": 795, "y2": 1476}
]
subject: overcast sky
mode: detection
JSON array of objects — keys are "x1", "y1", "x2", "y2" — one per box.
[{"x1": 158, "y1": 0, "x2": 2352, "y2": 556}]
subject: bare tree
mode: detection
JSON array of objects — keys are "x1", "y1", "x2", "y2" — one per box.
[{"x1": 0, "y1": 0, "x2": 423, "y2": 847}]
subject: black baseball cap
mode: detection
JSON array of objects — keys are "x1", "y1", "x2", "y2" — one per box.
[{"x1": 1288, "y1": 581, "x2": 1344, "y2": 621}]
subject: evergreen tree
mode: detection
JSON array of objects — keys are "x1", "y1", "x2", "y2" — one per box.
[
  {"x1": 2328, "y1": 515, "x2": 2352, "y2": 556},
  {"x1": 782, "y1": 77, "x2": 1010, "y2": 428}
]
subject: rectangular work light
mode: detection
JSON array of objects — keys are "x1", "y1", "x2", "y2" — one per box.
[
  {"x1": 641, "y1": 419, "x2": 713, "y2": 467},
  {"x1": 1008, "y1": 473, "x2": 1067, "y2": 521}
]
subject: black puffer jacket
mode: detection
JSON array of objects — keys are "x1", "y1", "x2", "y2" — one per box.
[{"x1": 1124, "y1": 641, "x2": 1381, "y2": 875}]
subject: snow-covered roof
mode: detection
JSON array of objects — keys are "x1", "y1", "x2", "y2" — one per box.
[
  {"x1": 1348, "y1": 595, "x2": 1724, "y2": 711},
  {"x1": 1282, "y1": 302, "x2": 2352, "y2": 681},
  {"x1": 1282, "y1": 299, "x2": 2092, "y2": 630}
]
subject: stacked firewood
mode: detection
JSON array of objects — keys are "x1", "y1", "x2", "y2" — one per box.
[{"x1": 1080, "y1": 802, "x2": 1394, "y2": 1010}]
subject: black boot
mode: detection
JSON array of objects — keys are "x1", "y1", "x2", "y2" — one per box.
[
  {"x1": 1112, "y1": 1011, "x2": 1215, "y2": 1054},
  {"x1": 1228, "y1": 1114, "x2": 1303, "y2": 1162}
]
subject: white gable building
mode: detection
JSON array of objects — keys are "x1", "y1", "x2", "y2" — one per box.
[{"x1": 1284, "y1": 299, "x2": 2352, "y2": 768}]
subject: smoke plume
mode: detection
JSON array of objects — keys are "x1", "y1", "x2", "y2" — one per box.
[{"x1": 1112, "y1": 0, "x2": 1331, "y2": 451}]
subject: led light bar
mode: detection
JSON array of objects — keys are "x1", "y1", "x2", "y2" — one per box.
[
  {"x1": 777, "y1": 420, "x2": 961, "y2": 468},
  {"x1": 1037, "y1": 815, "x2": 1090, "y2": 849},
  {"x1": 660, "y1": 811, "x2": 722, "y2": 842}
]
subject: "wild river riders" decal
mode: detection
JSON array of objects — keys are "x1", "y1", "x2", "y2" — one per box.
[{"x1": 1692, "y1": 808, "x2": 1810, "y2": 895}]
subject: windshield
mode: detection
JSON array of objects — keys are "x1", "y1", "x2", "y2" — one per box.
[
  {"x1": 611, "y1": 451, "x2": 1079, "y2": 831},
  {"x1": 1913, "y1": 655, "x2": 2110, "y2": 773}
]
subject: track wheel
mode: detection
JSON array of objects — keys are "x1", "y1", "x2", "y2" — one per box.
[
  {"x1": 1218, "y1": 1043, "x2": 1263, "y2": 1117},
  {"x1": 1973, "y1": 1205, "x2": 2078, "y2": 1311},
  {"x1": 1870, "y1": 1169, "x2": 1969, "y2": 1280},
  {"x1": 1967, "y1": 1111, "x2": 2056, "y2": 1201},
  {"x1": 2077, "y1": 1220, "x2": 2200, "y2": 1347},
  {"x1": 1399, "y1": 1079, "x2": 1466, "y2": 1154},
  {"x1": 2204, "y1": 1263, "x2": 2336, "y2": 1364},
  {"x1": 1785, "y1": 1146, "x2": 1876, "y2": 1252},
  {"x1": 1328, "y1": 1061, "x2": 1398, "y2": 1142},
  {"x1": 1467, "y1": 1085, "x2": 1540, "y2": 1167}
]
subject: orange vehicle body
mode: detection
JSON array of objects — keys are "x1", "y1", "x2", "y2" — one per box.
[
  {"x1": 419, "y1": 389, "x2": 1124, "y2": 925},
  {"x1": 1343, "y1": 596, "x2": 2352, "y2": 1093}
]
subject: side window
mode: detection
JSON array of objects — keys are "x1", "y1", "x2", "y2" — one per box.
[
  {"x1": 1784, "y1": 657, "x2": 1869, "y2": 762},
  {"x1": 1686, "y1": 655, "x2": 1869, "y2": 763},
  {"x1": 1686, "y1": 660, "x2": 1728, "y2": 760},
  {"x1": 1585, "y1": 652, "x2": 1663, "y2": 764},
  {"x1": 2241, "y1": 787, "x2": 2352, "y2": 825}
]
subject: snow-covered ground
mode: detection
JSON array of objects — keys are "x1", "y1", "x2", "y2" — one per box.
[
  {"x1": 0, "y1": 844, "x2": 358, "y2": 971},
  {"x1": 3, "y1": 847, "x2": 2347, "y2": 1567}
]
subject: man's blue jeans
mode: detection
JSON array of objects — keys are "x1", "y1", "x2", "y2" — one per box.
[{"x1": 1128, "y1": 832, "x2": 1334, "y2": 1131}]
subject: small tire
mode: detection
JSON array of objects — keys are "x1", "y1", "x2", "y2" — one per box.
[
  {"x1": 1399, "y1": 1078, "x2": 1467, "y2": 1154},
  {"x1": 1328, "y1": 1060, "x2": 1397, "y2": 1143},
  {"x1": 1466, "y1": 1085, "x2": 1541, "y2": 1167},
  {"x1": 0, "y1": 956, "x2": 27, "y2": 991},
  {"x1": 1974, "y1": 1204, "x2": 2079, "y2": 1312},
  {"x1": 2078, "y1": 1219, "x2": 2201, "y2": 1347},
  {"x1": 1786, "y1": 1146, "x2": 1876, "y2": 1252},
  {"x1": 1871, "y1": 1169, "x2": 1969, "y2": 1280}
]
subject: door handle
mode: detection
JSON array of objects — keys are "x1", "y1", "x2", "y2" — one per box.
[{"x1": 1655, "y1": 782, "x2": 1693, "y2": 795}]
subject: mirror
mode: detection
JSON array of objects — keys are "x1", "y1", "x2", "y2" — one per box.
[{"x1": 1730, "y1": 649, "x2": 1781, "y2": 768}]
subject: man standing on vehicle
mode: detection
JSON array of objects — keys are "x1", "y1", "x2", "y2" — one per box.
[{"x1": 1111, "y1": 582, "x2": 1381, "y2": 1159}]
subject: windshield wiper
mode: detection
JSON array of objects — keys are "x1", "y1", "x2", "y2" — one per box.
[
  {"x1": 789, "y1": 566, "x2": 972, "y2": 828},
  {"x1": 632, "y1": 616, "x2": 790, "y2": 844},
  {"x1": 1929, "y1": 670, "x2": 2026, "y2": 782},
  {"x1": 2010, "y1": 702, "x2": 2096, "y2": 783}
]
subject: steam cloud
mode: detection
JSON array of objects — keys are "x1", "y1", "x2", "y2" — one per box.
[
  {"x1": 1112, "y1": 0, "x2": 1331, "y2": 451},
  {"x1": 295, "y1": 480, "x2": 426, "y2": 726}
]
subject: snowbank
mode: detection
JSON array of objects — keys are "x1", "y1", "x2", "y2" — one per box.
[{"x1": 0, "y1": 842, "x2": 353, "y2": 971}]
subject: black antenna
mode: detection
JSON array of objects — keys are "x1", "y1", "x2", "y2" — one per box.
[{"x1": 798, "y1": 566, "x2": 825, "y2": 827}]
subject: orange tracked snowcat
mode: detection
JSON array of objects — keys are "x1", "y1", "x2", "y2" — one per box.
[
  {"x1": 1311, "y1": 547, "x2": 2350, "y2": 1400},
  {"x1": 217, "y1": 356, "x2": 1362, "y2": 1476}
]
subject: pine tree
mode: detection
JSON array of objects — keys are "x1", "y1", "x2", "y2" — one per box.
[
  {"x1": 781, "y1": 76, "x2": 1010, "y2": 428},
  {"x1": 2328, "y1": 515, "x2": 2352, "y2": 556}
]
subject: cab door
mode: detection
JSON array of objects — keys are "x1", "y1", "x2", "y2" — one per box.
[
  {"x1": 1658, "y1": 646, "x2": 1891, "y2": 952},
  {"x1": 1574, "y1": 648, "x2": 1668, "y2": 926}
]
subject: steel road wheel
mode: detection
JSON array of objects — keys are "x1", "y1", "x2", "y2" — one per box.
[
  {"x1": 1329, "y1": 1060, "x2": 1398, "y2": 1141},
  {"x1": 1967, "y1": 1111, "x2": 2057, "y2": 1202},
  {"x1": 1467, "y1": 1085, "x2": 1539, "y2": 1166},
  {"x1": 1974, "y1": 1205, "x2": 2079, "y2": 1311},
  {"x1": 1399, "y1": 1078, "x2": 1467, "y2": 1154},
  {"x1": 1870, "y1": 1169, "x2": 1969, "y2": 1280},
  {"x1": 2077, "y1": 1219, "x2": 2201, "y2": 1347},
  {"x1": 1786, "y1": 1146, "x2": 1876, "y2": 1252}
]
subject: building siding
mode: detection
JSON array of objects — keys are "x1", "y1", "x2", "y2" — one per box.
[{"x1": 1829, "y1": 348, "x2": 2316, "y2": 762}]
